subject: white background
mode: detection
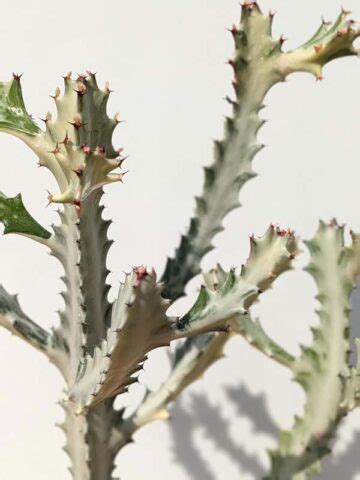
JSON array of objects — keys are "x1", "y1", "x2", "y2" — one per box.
[{"x1": 0, "y1": 0, "x2": 360, "y2": 478}]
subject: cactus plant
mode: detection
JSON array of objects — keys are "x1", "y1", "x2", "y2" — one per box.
[{"x1": 1, "y1": 2, "x2": 360, "y2": 479}]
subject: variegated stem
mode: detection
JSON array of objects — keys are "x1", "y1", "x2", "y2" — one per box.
[
  {"x1": 233, "y1": 314, "x2": 295, "y2": 368},
  {"x1": 268, "y1": 222, "x2": 360, "y2": 479},
  {"x1": 0, "y1": 285, "x2": 64, "y2": 364},
  {"x1": 110, "y1": 333, "x2": 229, "y2": 454},
  {"x1": 160, "y1": 6, "x2": 360, "y2": 431}
]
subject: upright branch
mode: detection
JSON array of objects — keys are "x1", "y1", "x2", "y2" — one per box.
[
  {"x1": 268, "y1": 221, "x2": 360, "y2": 479},
  {"x1": 152, "y1": 7, "x2": 360, "y2": 452},
  {"x1": 161, "y1": 3, "x2": 360, "y2": 302}
]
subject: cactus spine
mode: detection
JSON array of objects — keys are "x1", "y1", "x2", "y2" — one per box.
[{"x1": 0, "y1": 2, "x2": 360, "y2": 479}]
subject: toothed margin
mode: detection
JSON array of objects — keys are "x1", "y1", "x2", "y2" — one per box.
[
  {"x1": 269, "y1": 221, "x2": 360, "y2": 479},
  {"x1": 161, "y1": 6, "x2": 360, "y2": 303},
  {"x1": 68, "y1": 267, "x2": 171, "y2": 410}
]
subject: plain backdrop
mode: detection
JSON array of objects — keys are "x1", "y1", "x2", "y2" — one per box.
[{"x1": 0, "y1": 0, "x2": 360, "y2": 478}]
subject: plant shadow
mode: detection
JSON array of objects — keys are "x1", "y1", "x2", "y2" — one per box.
[{"x1": 169, "y1": 384, "x2": 360, "y2": 479}]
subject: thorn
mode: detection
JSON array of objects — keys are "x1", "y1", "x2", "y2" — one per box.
[
  {"x1": 62, "y1": 71, "x2": 72, "y2": 81},
  {"x1": 12, "y1": 72, "x2": 23, "y2": 82},
  {"x1": 288, "y1": 253, "x2": 296, "y2": 260},
  {"x1": 321, "y1": 16, "x2": 331, "y2": 26},
  {"x1": 73, "y1": 165, "x2": 84, "y2": 176},
  {"x1": 279, "y1": 35, "x2": 287, "y2": 46},
  {"x1": 46, "y1": 190, "x2": 53, "y2": 207},
  {"x1": 277, "y1": 229, "x2": 287, "y2": 237},
  {"x1": 249, "y1": 234, "x2": 257, "y2": 244},
  {"x1": 73, "y1": 198, "x2": 81, "y2": 210},
  {"x1": 337, "y1": 27, "x2": 349, "y2": 37},
  {"x1": 227, "y1": 24, "x2": 238, "y2": 35},
  {"x1": 119, "y1": 170, "x2": 129, "y2": 182},
  {"x1": 114, "y1": 112, "x2": 122, "y2": 123},
  {"x1": 49, "y1": 142, "x2": 60, "y2": 155},
  {"x1": 50, "y1": 87, "x2": 61, "y2": 100},
  {"x1": 68, "y1": 115, "x2": 86, "y2": 130},
  {"x1": 269, "y1": 10, "x2": 276, "y2": 19},
  {"x1": 95, "y1": 145, "x2": 106, "y2": 156},
  {"x1": 60, "y1": 131, "x2": 70, "y2": 145},
  {"x1": 81, "y1": 144, "x2": 91, "y2": 155},
  {"x1": 134, "y1": 265, "x2": 148, "y2": 283},
  {"x1": 76, "y1": 72, "x2": 88, "y2": 82},
  {"x1": 267, "y1": 272, "x2": 276, "y2": 279},
  {"x1": 242, "y1": 1, "x2": 256, "y2": 12},
  {"x1": 40, "y1": 112, "x2": 52, "y2": 124},
  {"x1": 316, "y1": 74, "x2": 324, "y2": 82},
  {"x1": 104, "y1": 81, "x2": 113, "y2": 93},
  {"x1": 341, "y1": 6, "x2": 352, "y2": 16},
  {"x1": 313, "y1": 44, "x2": 323, "y2": 54},
  {"x1": 74, "y1": 83, "x2": 87, "y2": 95}
]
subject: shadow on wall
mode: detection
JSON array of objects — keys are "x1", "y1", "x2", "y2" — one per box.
[
  {"x1": 169, "y1": 385, "x2": 360, "y2": 479},
  {"x1": 168, "y1": 286, "x2": 360, "y2": 478}
]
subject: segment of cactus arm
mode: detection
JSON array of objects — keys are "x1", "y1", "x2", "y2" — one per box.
[
  {"x1": 110, "y1": 227, "x2": 296, "y2": 448},
  {"x1": 0, "y1": 75, "x2": 39, "y2": 135},
  {"x1": 161, "y1": 4, "x2": 360, "y2": 302},
  {"x1": 67, "y1": 226, "x2": 297, "y2": 412},
  {"x1": 0, "y1": 72, "x2": 126, "y2": 476},
  {"x1": 158, "y1": 5, "x2": 359, "y2": 434},
  {"x1": 109, "y1": 332, "x2": 230, "y2": 453},
  {"x1": 0, "y1": 285, "x2": 67, "y2": 372},
  {"x1": 268, "y1": 221, "x2": 360, "y2": 480},
  {"x1": 0, "y1": 192, "x2": 50, "y2": 241}
]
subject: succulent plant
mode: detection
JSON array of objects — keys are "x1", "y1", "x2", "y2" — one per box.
[{"x1": 1, "y1": 2, "x2": 360, "y2": 479}]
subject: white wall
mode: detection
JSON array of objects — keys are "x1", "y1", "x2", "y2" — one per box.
[{"x1": 0, "y1": 0, "x2": 359, "y2": 478}]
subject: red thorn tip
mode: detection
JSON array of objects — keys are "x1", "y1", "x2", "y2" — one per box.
[
  {"x1": 269, "y1": 10, "x2": 276, "y2": 18},
  {"x1": 61, "y1": 132, "x2": 70, "y2": 145},
  {"x1": 62, "y1": 71, "x2": 72, "y2": 80},
  {"x1": 73, "y1": 198, "x2": 81, "y2": 208},
  {"x1": 69, "y1": 116, "x2": 86, "y2": 129},
  {"x1": 73, "y1": 166, "x2": 84, "y2": 176},
  {"x1": 242, "y1": 1, "x2": 255, "y2": 11},
  {"x1": 95, "y1": 145, "x2": 106, "y2": 156},
  {"x1": 134, "y1": 265, "x2": 148, "y2": 282},
  {"x1": 337, "y1": 28, "x2": 348, "y2": 37},
  {"x1": 316, "y1": 75, "x2": 324, "y2": 82},
  {"x1": 277, "y1": 229, "x2": 287, "y2": 237},
  {"x1": 288, "y1": 253, "x2": 296, "y2": 260},
  {"x1": 76, "y1": 73, "x2": 88, "y2": 82},
  {"x1": 81, "y1": 144, "x2": 91, "y2": 154},
  {"x1": 279, "y1": 35, "x2": 287, "y2": 44},
  {"x1": 75, "y1": 84, "x2": 86, "y2": 95},
  {"x1": 49, "y1": 143, "x2": 60, "y2": 154},
  {"x1": 314, "y1": 44, "x2": 323, "y2": 53}
]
